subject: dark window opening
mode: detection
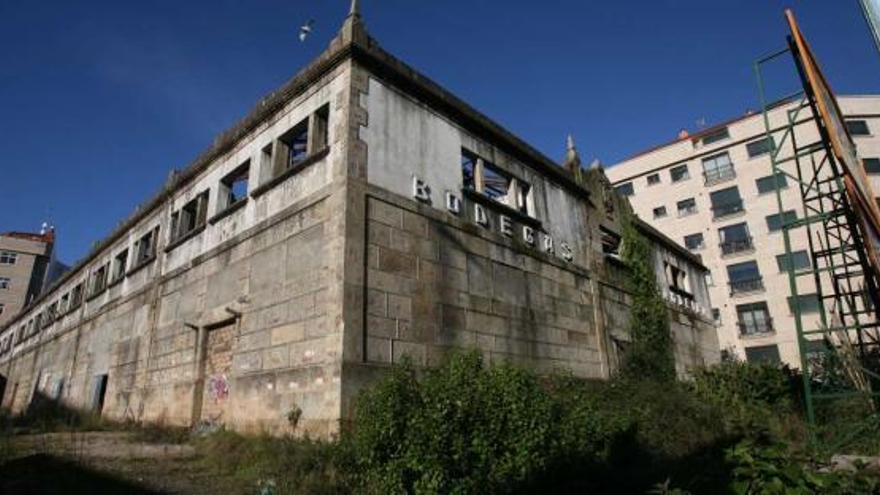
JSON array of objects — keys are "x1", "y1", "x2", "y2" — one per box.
[
  {"x1": 846, "y1": 120, "x2": 870, "y2": 136},
  {"x1": 647, "y1": 173, "x2": 660, "y2": 185},
  {"x1": 864, "y1": 158, "x2": 880, "y2": 175},
  {"x1": 700, "y1": 127, "x2": 730, "y2": 146},
  {"x1": 746, "y1": 136, "x2": 775, "y2": 158},
  {"x1": 684, "y1": 233, "x2": 704, "y2": 250},
  {"x1": 710, "y1": 186, "x2": 744, "y2": 219},
  {"x1": 745, "y1": 345, "x2": 780, "y2": 364},
  {"x1": 461, "y1": 149, "x2": 532, "y2": 215},
  {"x1": 653, "y1": 206, "x2": 668, "y2": 218},
  {"x1": 677, "y1": 198, "x2": 697, "y2": 216},
  {"x1": 92, "y1": 374, "x2": 108, "y2": 414},
  {"x1": 756, "y1": 172, "x2": 788, "y2": 194},
  {"x1": 766, "y1": 210, "x2": 798, "y2": 232},
  {"x1": 670, "y1": 164, "x2": 690, "y2": 182},
  {"x1": 615, "y1": 182, "x2": 634, "y2": 197},
  {"x1": 170, "y1": 191, "x2": 209, "y2": 244},
  {"x1": 719, "y1": 223, "x2": 753, "y2": 255},
  {"x1": 601, "y1": 227, "x2": 621, "y2": 256},
  {"x1": 90, "y1": 263, "x2": 109, "y2": 297},
  {"x1": 133, "y1": 227, "x2": 159, "y2": 266},
  {"x1": 776, "y1": 250, "x2": 811, "y2": 272},
  {"x1": 727, "y1": 260, "x2": 763, "y2": 294},
  {"x1": 112, "y1": 249, "x2": 128, "y2": 284},
  {"x1": 787, "y1": 293, "x2": 821, "y2": 314}
]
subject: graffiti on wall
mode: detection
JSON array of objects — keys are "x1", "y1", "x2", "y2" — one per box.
[{"x1": 207, "y1": 374, "x2": 229, "y2": 403}]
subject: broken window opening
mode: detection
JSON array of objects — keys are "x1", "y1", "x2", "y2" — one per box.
[
  {"x1": 133, "y1": 227, "x2": 159, "y2": 267},
  {"x1": 90, "y1": 263, "x2": 109, "y2": 297},
  {"x1": 170, "y1": 192, "x2": 209, "y2": 244},
  {"x1": 218, "y1": 161, "x2": 251, "y2": 212},
  {"x1": 112, "y1": 249, "x2": 128, "y2": 284},
  {"x1": 460, "y1": 149, "x2": 532, "y2": 216}
]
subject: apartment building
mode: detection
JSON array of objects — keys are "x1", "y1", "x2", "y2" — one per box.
[
  {"x1": 607, "y1": 95, "x2": 880, "y2": 367},
  {"x1": 0, "y1": 230, "x2": 57, "y2": 327},
  {"x1": 0, "y1": 6, "x2": 717, "y2": 436}
]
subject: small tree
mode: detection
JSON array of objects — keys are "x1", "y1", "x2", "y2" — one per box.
[{"x1": 620, "y1": 215, "x2": 675, "y2": 381}]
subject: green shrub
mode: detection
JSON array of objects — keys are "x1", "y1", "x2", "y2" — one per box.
[{"x1": 350, "y1": 352, "x2": 629, "y2": 494}]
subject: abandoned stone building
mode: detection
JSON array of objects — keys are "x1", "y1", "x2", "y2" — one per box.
[{"x1": 0, "y1": 6, "x2": 719, "y2": 436}]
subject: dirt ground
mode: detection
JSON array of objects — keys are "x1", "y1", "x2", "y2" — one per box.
[{"x1": 0, "y1": 432, "x2": 253, "y2": 494}]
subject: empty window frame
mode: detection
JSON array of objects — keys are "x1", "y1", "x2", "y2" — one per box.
[
  {"x1": 646, "y1": 173, "x2": 660, "y2": 185},
  {"x1": 59, "y1": 293, "x2": 69, "y2": 314},
  {"x1": 133, "y1": 227, "x2": 159, "y2": 267},
  {"x1": 670, "y1": 164, "x2": 690, "y2": 183},
  {"x1": 677, "y1": 198, "x2": 697, "y2": 216},
  {"x1": 776, "y1": 250, "x2": 811, "y2": 272},
  {"x1": 746, "y1": 136, "x2": 775, "y2": 158},
  {"x1": 653, "y1": 206, "x2": 668, "y2": 219},
  {"x1": 111, "y1": 249, "x2": 128, "y2": 284},
  {"x1": 614, "y1": 182, "x2": 634, "y2": 197},
  {"x1": 745, "y1": 344, "x2": 781, "y2": 364},
  {"x1": 700, "y1": 127, "x2": 730, "y2": 146},
  {"x1": 684, "y1": 233, "x2": 705, "y2": 250},
  {"x1": 601, "y1": 227, "x2": 622, "y2": 256},
  {"x1": 665, "y1": 262, "x2": 690, "y2": 295},
  {"x1": 756, "y1": 172, "x2": 788, "y2": 194},
  {"x1": 846, "y1": 119, "x2": 870, "y2": 136},
  {"x1": 702, "y1": 152, "x2": 736, "y2": 184},
  {"x1": 170, "y1": 191, "x2": 209, "y2": 244},
  {"x1": 737, "y1": 301, "x2": 773, "y2": 335},
  {"x1": 43, "y1": 302, "x2": 58, "y2": 328},
  {"x1": 709, "y1": 186, "x2": 744, "y2": 218},
  {"x1": 461, "y1": 150, "x2": 532, "y2": 215},
  {"x1": 69, "y1": 283, "x2": 84, "y2": 310},
  {"x1": 218, "y1": 161, "x2": 250, "y2": 212},
  {"x1": 272, "y1": 104, "x2": 330, "y2": 178},
  {"x1": 0, "y1": 252, "x2": 17, "y2": 265},
  {"x1": 727, "y1": 260, "x2": 763, "y2": 294},
  {"x1": 864, "y1": 158, "x2": 880, "y2": 175},
  {"x1": 0, "y1": 277, "x2": 9, "y2": 290},
  {"x1": 787, "y1": 293, "x2": 821, "y2": 314},
  {"x1": 90, "y1": 263, "x2": 109, "y2": 297},
  {"x1": 766, "y1": 210, "x2": 798, "y2": 232},
  {"x1": 718, "y1": 222, "x2": 753, "y2": 255}
]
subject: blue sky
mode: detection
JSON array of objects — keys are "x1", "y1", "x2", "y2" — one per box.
[{"x1": 1, "y1": 0, "x2": 878, "y2": 263}]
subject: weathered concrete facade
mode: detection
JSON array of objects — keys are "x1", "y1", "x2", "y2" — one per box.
[{"x1": 0, "y1": 10, "x2": 718, "y2": 436}]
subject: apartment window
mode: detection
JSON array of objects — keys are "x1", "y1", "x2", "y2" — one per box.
[
  {"x1": 670, "y1": 164, "x2": 690, "y2": 183},
  {"x1": 0, "y1": 277, "x2": 9, "y2": 290},
  {"x1": 653, "y1": 206, "x2": 668, "y2": 219},
  {"x1": 90, "y1": 264, "x2": 109, "y2": 297},
  {"x1": 170, "y1": 191, "x2": 209, "y2": 244},
  {"x1": 677, "y1": 198, "x2": 697, "y2": 217},
  {"x1": 864, "y1": 158, "x2": 880, "y2": 175},
  {"x1": 647, "y1": 173, "x2": 660, "y2": 186},
  {"x1": 702, "y1": 152, "x2": 736, "y2": 185},
  {"x1": 766, "y1": 210, "x2": 798, "y2": 232},
  {"x1": 112, "y1": 249, "x2": 128, "y2": 284},
  {"x1": 133, "y1": 227, "x2": 159, "y2": 267},
  {"x1": 684, "y1": 233, "x2": 705, "y2": 251},
  {"x1": 0, "y1": 252, "x2": 17, "y2": 265},
  {"x1": 718, "y1": 223, "x2": 753, "y2": 255},
  {"x1": 273, "y1": 104, "x2": 330, "y2": 178},
  {"x1": 712, "y1": 308, "x2": 721, "y2": 323},
  {"x1": 745, "y1": 345, "x2": 781, "y2": 365},
  {"x1": 846, "y1": 119, "x2": 870, "y2": 136},
  {"x1": 737, "y1": 302, "x2": 773, "y2": 336},
  {"x1": 701, "y1": 127, "x2": 730, "y2": 146},
  {"x1": 614, "y1": 182, "x2": 634, "y2": 197},
  {"x1": 218, "y1": 161, "x2": 250, "y2": 212},
  {"x1": 776, "y1": 250, "x2": 811, "y2": 272},
  {"x1": 787, "y1": 293, "x2": 821, "y2": 314},
  {"x1": 727, "y1": 260, "x2": 763, "y2": 295},
  {"x1": 755, "y1": 172, "x2": 788, "y2": 194},
  {"x1": 69, "y1": 284, "x2": 83, "y2": 310},
  {"x1": 746, "y1": 136, "x2": 775, "y2": 158},
  {"x1": 461, "y1": 150, "x2": 532, "y2": 215},
  {"x1": 710, "y1": 186, "x2": 744, "y2": 219}
]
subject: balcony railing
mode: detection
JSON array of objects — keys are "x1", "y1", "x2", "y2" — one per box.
[
  {"x1": 703, "y1": 165, "x2": 736, "y2": 185},
  {"x1": 738, "y1": 317, "x2": 774, "y2": 336},
  {"x1": 720, "y1": 236, "x2": 754, "y2": 255},
  {"x1": 729, "y1": 277, "x2": 765, "y2": 295},
  {"x1": 711, "y1": 200, "x2": 745, "y2": 219}
]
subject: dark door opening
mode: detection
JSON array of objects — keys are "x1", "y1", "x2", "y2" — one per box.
[
  {"x1": 0, "y1": 375, "x2": 7, "y2": 408},
  {"x1": 92, "y1": 374, "x2": 108, "y2": 414}
]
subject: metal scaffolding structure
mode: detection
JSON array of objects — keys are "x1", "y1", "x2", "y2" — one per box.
[{"x1": 754, "y1": 10, "x2": 880, "y2": 450}]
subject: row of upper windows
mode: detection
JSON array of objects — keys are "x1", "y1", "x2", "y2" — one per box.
[
  {"x1": 615, "y1": 119, "x2": 875, "y2": 196},
  {"x1": 648, "y1": 172, "x2": 791, "y2": 221},
  {"x1": 0, "y1": 104, "x2": 332, "y2": 353}
]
